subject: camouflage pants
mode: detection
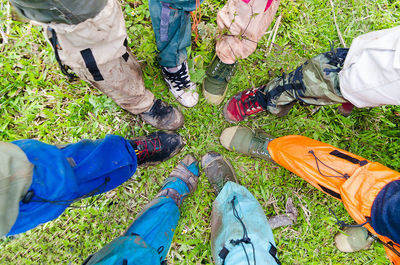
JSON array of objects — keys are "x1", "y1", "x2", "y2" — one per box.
[{"x1": 257, "y1": 48, "x2": 349, "y2": 116}]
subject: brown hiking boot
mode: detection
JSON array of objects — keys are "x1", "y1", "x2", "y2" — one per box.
[
  {"x1": 220, "y1": 126, "x2": 275, "y2": 161},
  {"x1": 201, "y1": 152, "x2": 237, "y2": 195},
  {"x1": 140, "y1": 99, "x2": 184, "y2": 131}
]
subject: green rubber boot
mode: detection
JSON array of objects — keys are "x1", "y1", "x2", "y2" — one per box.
[
  {"x1": 220, "y1": 126, "x2": 275, "y2": 161},
  {"x1": 203, "y1": 55, "x2": 237, "y2": 105}
]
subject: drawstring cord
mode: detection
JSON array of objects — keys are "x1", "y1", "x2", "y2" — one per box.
[
  {"x1": 49, "y1": 28, "x2": 77, "y2": 80},
  {"x1": 190, "y1": 0, "x2": 202, "y2": 43},
  {"x1": 329, "y1": 208, "x2": 368, "y2": 228},
  {"x1": 230, "y1": 196, "x2": 256, "y2": 265},
  {"x1": 309, "y1": 150, "x2": 350, "y2": 179},
  {"x1": 29, "y1": 177, "x2": 110, "y2": 209}
]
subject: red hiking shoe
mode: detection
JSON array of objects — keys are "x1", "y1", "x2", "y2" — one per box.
[{"x1": 223, "y1": 88, "x2": 266, "y2": 123}]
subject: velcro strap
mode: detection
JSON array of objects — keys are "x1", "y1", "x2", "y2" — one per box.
[
  {"x1": 218, "y1": 246, "x2": 229, "y2": 265},
  {"x1": 156, "y1": 188, "x2": 182, "y2": 207},
  {"x1": 169, "y1": 164, "x2": 198, "y2": 193},
  {"x1": 80, "y1": 48, "x2": 104, "y2": 81},
  {"x1": 330, "y1": 150, "x2": 368, "y2": 166},
  {"x1": 269, "y1": 243, "x2": 282, "y2": 265},
  {"x1": 160, "y1": 2, "x2": 171, "y2": 42}
]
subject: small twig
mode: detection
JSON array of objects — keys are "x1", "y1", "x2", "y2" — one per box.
[
  {"x1": 329, "y1": 0, "x2": 346, "y2": 48},
  {"x1": 0, "y1": 27, "x2": 7, "y2": 44},
  {"x1": 268, "y1": 14, "x2": 282, "y2": 53}
]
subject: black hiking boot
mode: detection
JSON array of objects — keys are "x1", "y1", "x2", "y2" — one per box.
[
  {"x1": 130, "y1": 131, "x2": 185, "y2": 167},
  {"x1": 140, "y1": 99, "x2": 184, "y2": 131}
]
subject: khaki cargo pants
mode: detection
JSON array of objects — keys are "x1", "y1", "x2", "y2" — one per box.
[{"x1": 11, "y1": 0, "x2": 154, "y2": 114}]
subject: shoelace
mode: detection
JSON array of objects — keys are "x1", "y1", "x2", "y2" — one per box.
[
  {"x1": 163, "y1": 65, "x2": 191, "y2": 91},
  {"x1": 211, "y1": 60, "x2": 237, "y2": 81},
  {"x1": 239, "y1": 90, "x2": 264, "y2": 117},
  {"x1": 135, "y1": 138, "x2": 162, "y2": 161},
  {"x1": 143, "y1": 100, "x2": 172, "y2": 118},
  {"x1": 230, "y1": 196, "x2": 256, "y2": 265}
]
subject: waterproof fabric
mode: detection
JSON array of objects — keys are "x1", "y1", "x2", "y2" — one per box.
[
  {"x1": 339, "y1": 26, "x2": 400, "y2": 108},
  {"x1": 267, "y1": 135, "x2": 400, "y2": 264},
  {"x1": 0, "y1": 143, "x2": 33, "y2": 236},
  {"x1": 216, "y1": 0, "x2": 280, "y2": 64},
  {"x1": 257, "y1": 48, "x2": 349, "y2": 115},
  {"x1": 149, "y1": 0, "x2": 204, "y2": 67},
  {"x1": 8, "y1": 135, "x2": 137, "y2": 236},
  {"x1": 85, "y1": 179, "x2": 189, "y2": 265},
  {"x1": 41, "y1": 0, "x2": 154, "y2": 114},
  {"x1": 211, "y1": 181, "x2": 279, "y2": 265},
  {"x1": 10, "y1": 0, "x2": 107, "y2": 24}
]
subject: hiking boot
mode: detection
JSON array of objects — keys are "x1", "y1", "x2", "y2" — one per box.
[
  {"x1": 156, "y1": 154, "x2": 199, "y2": 207},
  {"x1": 223, "y1": 87, "x2": 267, "y2": 123},
  {"x1": 161, "y1": 61, "x2": 199, "y2": 108},
  {"x1": 334, "y1": 227, "x2": 375, "y2": 252},
  {"x1": 130, "y1": 131, "x2": 185, "y2": 167},
  {"x1": 201, "y1": 152, "x2": 237, "y2": 195},
  {"x1": 140, "y1": 99, "x2": 184, "y2": 131},
  {"x1": 220, "y1": 126, "x2": 275, "y2": 161},
  {"x1": 203, "y1": 55, "x2": 237, "y2": 105}
]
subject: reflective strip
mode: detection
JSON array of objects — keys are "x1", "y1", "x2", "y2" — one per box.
[{"x1": 160, "y1": 2, "x2": 171, "y2": 42}]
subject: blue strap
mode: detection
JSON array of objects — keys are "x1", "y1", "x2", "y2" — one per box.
[{"x1": 160, "y1": 2, "x2": 170, "y2": 42}]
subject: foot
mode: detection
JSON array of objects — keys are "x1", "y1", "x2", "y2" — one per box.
[
  {"x1": 223, "y1": 87, "x2": 267, "y2": 123},
  {"x1": 220, "y1": 126, "x2": 275, "y2": 161},
  {"x1": 334, "y1": 227, "x2": 375, "y2": 252},
  {"x1": 203, "y1": 55, "x2": 237, "y2": 105},
  {"x1": 161, "y1": 61, "x2": 199, "y2": 108},
  {"x1": 201, "y1": 152, "x2": 237, "y2": 195},
  {"x1": 130, "y1": 131, "x2": 185, "y2": 167},
  {"x1": 140, "y1": 99, "x2": 184, "y2": 131},
  {"x1": 157, "y1": 154, "x2": 199, "y2": 207}
]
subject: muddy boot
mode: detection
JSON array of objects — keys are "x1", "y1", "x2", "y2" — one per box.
[
  {"x1": 334, "y1": 226, "x2": 375, "y2": 252},
  {"x1": 130, "y1": 131, "x2": 185, "y2": 167},
  {"x1": 201, "y1": 152, "x2": 237, "y2": 195},
  {"x1": 203, "y1": 55, "x2": 237, "y2": 105},
  {"x1": 140, "y1": 99, "x2": 184, "y2": 131},
  {"x1": 220, "y1": 126, "x2": 275, "y2": 161}
]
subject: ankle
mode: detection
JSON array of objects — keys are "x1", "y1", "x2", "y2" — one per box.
[{"x1": 162, "y1": 178, "x2": 190, "y2": 197}]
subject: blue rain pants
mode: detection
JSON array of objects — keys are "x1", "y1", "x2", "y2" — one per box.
[
  {"x1": 85, "y1": 178, "x2": 190, "y2": 265},
  {"x1": 211, "y1": 181, "x2": 281, "y2": 265},
  {"x1": 8, "y1": 135, "x2": 137, "y2": 236},
  {"x1": 149, "y1": 0, "x2": 204, "y2": 67}
]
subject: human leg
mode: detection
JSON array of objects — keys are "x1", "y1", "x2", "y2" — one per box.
[
  {"x1": 202, "y1": 152, "x2": 280, "y2": 265},
  {"x1": 83, "y1": 155, "x2": 199, "y2": 265},
  {"x1": 7, "y1": 132, "x2": 184, "y2": 236},
  {"x1": 11, "y1": 0, "x2": 184, "y2": 130},
  {"x1": 149, "y1": 0, "x2": 201, "y2": 107},
  {"x1": 223, "y1": 48, "x2": 350, "y2": 122},
  {"x1": 203, "y1": 0, "x2": 280, "y2": 105}
]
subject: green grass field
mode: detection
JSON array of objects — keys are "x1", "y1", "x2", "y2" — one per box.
[{"x1": 1, "y1": 0, "x2": 400, "y2": 264}]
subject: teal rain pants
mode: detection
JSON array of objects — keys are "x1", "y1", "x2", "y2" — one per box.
[
  {"x1": 84, "y1": 178, "x2": 190, "y2": 265},
  {"x1": 148, "y1": 0, "x2": 204, "y2": 67}
]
